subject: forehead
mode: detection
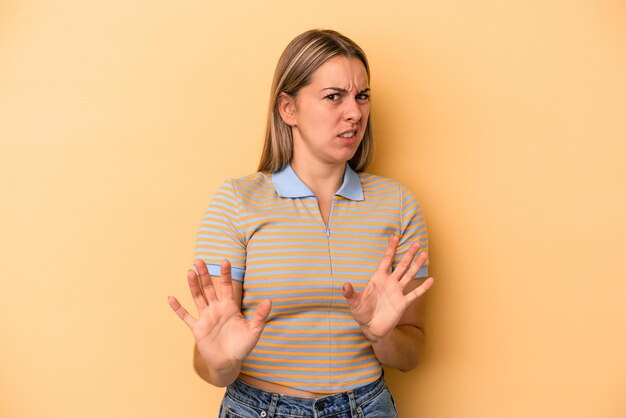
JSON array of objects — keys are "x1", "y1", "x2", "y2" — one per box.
[{"x1": 308, "y1": 56, "x2": 369, "y2": 89}]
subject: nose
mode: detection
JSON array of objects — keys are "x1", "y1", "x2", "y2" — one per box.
[{"x1": 344, "y1": 97, "x2": 363, "y2": 123}]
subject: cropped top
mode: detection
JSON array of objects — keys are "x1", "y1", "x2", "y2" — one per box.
[{"x1": 195, "y1": 163, "x2": 429, "y2": 393}]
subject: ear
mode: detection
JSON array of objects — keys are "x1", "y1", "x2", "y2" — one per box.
[{"x1": 277, "y1": 92, "x2": 297, "y2": 126}]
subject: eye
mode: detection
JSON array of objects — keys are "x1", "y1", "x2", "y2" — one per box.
[
  {"x1": 356, "y1": 93, "x2": 370, "y2": 101},
  {"x1": 325, "y1": 93, "x2": 340, "y2": 101}
]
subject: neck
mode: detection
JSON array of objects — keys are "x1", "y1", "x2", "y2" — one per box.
[{"x1": 290, "y1": 157, "x2": 346, "y2": 200}]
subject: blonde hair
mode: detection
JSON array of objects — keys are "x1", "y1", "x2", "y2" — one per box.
[{"x1": 257, "y1": 29, "x2": 374, "y2": 173}]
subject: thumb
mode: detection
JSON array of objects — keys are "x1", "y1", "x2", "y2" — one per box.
[
  {"x1": 342, "y1": 282, "x2": 359, "y2": 308},
  {"x1": 249, "y1": 299, "x2": 272, "y2": 330}
]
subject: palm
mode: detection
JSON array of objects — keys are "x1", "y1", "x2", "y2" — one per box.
[
  {"x1": 168, "y1": 259, "x2": 271, "y2": 369},
  {"x1": 343, "y1": 235, "x2": 433, "y2": 342},
  {"x1": 348, "y1": 271, "x2": 412, "y2": 341},
  {"x1": 192, "y1": 295, "x2": 264, "y2": 365}
]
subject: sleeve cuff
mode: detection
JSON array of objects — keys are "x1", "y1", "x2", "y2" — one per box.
[
  {"x1": 205, "y1": 263, "x2": 245, "y2": 282},
  {"x1": 415, "y1": 265, "x2": 429, "y2": 279}
]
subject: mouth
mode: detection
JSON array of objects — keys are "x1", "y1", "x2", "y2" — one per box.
[{"x1": 337, "y1": 129, "x2": 358, "y2": 139}]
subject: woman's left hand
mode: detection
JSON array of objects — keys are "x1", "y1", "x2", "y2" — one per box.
[{"x1": 342, "y1": 235, "x2": 434, "y2": 343}]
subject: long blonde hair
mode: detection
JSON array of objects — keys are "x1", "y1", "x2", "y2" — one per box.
[{"x1": 257, "y1": 29, "x2": 374, "y2": 173}]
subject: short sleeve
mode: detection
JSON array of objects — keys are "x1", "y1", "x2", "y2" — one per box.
[
  {"x1": 194, "y1": 180, "x2": 246, "y2": 281},
  {"x1": 394, "y1": 184, "x2": 429, "y2": 278}
]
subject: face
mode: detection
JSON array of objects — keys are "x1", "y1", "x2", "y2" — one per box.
[{"x1": 280, "y1": 56, "x2": 370, "y2": 169}]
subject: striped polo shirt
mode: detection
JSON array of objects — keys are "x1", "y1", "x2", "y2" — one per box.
[{"x1": 195, "y1": 163, "x2": 429, "y2": 393}]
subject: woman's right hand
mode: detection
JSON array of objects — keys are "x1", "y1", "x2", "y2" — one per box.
[{"x1": 168, "y1": 259, "x2": 272, "y2": 386}]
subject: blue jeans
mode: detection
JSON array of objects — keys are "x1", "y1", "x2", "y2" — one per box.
[{"x1": 219, "y1": 374, "x2": 398, "y2": 418}]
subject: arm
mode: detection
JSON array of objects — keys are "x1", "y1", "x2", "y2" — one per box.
[
  {"x1": 370, "y1": 184, "x2": 432, "y2": 370},
  {"x1": 168, "y1": 259, "x2": 271, "y2": 387},
  {"x1": 342, "y1": 235, "x2": 434, "y2": 372},
  {"x1": 191, "y1": 271, "x2": 245, "y2": 384},
  {"x1": 370, "y1": 278, "x2": 428, "y2": 371},
  {"x1": 190, "y1": 269, "x2": 246, "y2": 384}
]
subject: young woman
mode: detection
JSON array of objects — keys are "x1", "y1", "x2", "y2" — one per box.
[{"x1": 168, "y1": 29, "x2": 434, "y2": 418}]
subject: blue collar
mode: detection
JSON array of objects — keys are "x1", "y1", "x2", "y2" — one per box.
[{"x1": 272, "y1": 163, "x2": 364, "y2": 201}]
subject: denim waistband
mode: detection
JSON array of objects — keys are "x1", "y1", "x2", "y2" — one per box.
[{"x1": 225, "y1": 373, "x2": 387, "y2": 417}]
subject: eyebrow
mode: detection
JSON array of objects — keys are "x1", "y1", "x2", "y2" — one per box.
[{"x1": 321, "y1": 87, "x2": 371, "y2": 94}]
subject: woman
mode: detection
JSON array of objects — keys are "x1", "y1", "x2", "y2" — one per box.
[{"x1": 168, "y1": 29, "x2": 434, "y2": 417}]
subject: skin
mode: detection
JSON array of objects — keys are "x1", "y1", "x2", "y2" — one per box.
[
  {"x1": 167, "y1": 260, "x2": 270, "y2": 387},
  {"x1": 279, "y1": 56, "x2": 371, "y2": 221},
  {"x1": 168, "y1": 55, "x2": 435, "y2": 396}
]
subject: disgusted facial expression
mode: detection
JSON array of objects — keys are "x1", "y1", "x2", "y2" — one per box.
[{"x1": 280, "y1": 56, "x2": 370, "y2": 169}]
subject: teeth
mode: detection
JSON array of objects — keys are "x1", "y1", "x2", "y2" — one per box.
[{"x1": 339, "y1": 131, "x2": 355, "y2": 138}]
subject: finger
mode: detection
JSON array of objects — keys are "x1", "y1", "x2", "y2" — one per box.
[
  {"x1": 249, "y1": 299, "x2": 272, "y2": 330},
  {"x1": 167, "y1": 296, "x2": 196, "y2": 329},
  {"x1": 219, "y1": 259, "x2": 235, "y2": 301},
  {"x1": 187, "y1": 269, "x2": 207, "y2": 310},
  {"x1": 404, "y1": 277, "x2": 435, "y2": 304},
  {"x1": 391, "y1": 240, "x2": 421, "y2": 281},
  {"x1": 399, "y1": 251, "x2": 428, "y2": 287},
  {"x1": 194, "y1": 259, "x2": 217, "y2": 302},
  {"x1": 342, "y1": 282, "x2": 360, "y2": 310},
  {"x1": 377, "y1": 234, "x2": 400, "y2": 274}
]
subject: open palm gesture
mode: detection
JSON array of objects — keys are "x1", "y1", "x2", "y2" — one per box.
[
  {"x1": 342, "y1": 235, "x2": 434, "y2": 342},
  {"x1": 168, "y1": 259, "x2": 271, "y2": 377}
]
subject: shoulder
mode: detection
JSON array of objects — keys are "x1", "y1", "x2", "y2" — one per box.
[
  {"x1": 358, "y1": 171, "x2": 412, "y2": 196},
  {"x1": 229, "y1": 171, "x2": 271, "y2": 189},
  {"x1": 357, "y1": 172, "x2": 424, "y2": 212},
  {"x1": 214, "y1": 171, "x2": 275, "y2": 204}
]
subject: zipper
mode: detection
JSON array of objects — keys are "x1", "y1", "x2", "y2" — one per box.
[
  {"x1": 325, "y1": 197, "x2": 335, "y2": 387},
  {"x1": 325, "y1": 197, "x2": 335, "y2": 268}
]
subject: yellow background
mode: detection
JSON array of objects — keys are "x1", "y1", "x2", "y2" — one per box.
[{"x1": 1, "y1": 1, "x2": 625, "y2": 417}]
